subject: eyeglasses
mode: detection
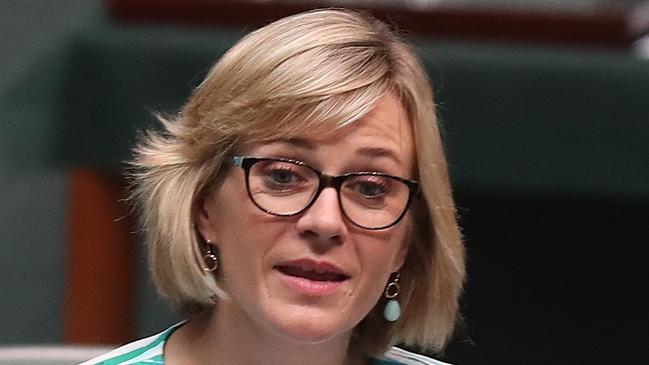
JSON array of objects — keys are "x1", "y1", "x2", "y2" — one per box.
[{"x1": 232, "y1": 156, "x2": 419, "y2": 230}]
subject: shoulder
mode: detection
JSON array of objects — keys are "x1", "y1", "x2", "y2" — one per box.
[
  {"x1": 373, "y1": 346, "x2": 453, "y2": 365},
  {"x1": 78, "y1": 324, "x2": 181, "y2": 365}
]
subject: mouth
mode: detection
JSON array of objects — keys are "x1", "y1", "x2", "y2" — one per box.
[
  {"x1": 274, "y1": 265, "x2": 349, "y2": 282},
  {"x1": 273, "y1": 259, "x2": 350, "y2": 294}
]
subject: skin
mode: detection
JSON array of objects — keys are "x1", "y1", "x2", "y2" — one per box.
[{"x1": 166, "y1": 93, "x2": 416, "y2": 365}]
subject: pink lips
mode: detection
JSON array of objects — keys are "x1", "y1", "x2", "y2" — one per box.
[{"x1": 274, "y1": 259, "x2": 350, "y2": 296}]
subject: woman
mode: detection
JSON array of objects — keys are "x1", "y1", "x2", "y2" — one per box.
[{"x1": 82, "y1": 8, "x2": 465, "y2": 365}]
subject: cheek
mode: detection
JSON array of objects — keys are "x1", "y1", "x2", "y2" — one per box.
[
  {"x1": 207, "y1": 183, "x2": 263, "y2": 278},
  {"x1": 209, "y1": 178, "x2": 262, "y2": 244},
  {"x1": 212, "y1": 206, "x2": 288, "y2": 286},
  {"x1": 214, "y1": 219, "x2": 272, "y2": 299},
  {"x1": 363, "y1": 244, "x2": 397, "y2": 272},
  {"x1": 365, "y1": 222, "x2": 410, "y2": 270},
  {"x1": 349, "y1": 243, "x2": 398, "y2": 321},
  {"x1": 356, "y1": 225, "x2": 410, "y2": 291}
]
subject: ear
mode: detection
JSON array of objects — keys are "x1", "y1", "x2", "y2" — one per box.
[
  {"x1": 393, "y1": 238, "x2": 410, "y2": 272},
  {"x1": 194, "y1": 192, "x2": 214, "y2": 242},
  {"x1": 392, "y1": 224, "x2": 413, "y2": 272}
]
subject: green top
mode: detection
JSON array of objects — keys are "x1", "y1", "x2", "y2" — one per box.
[{"x1": 79, "y1": 323, "x2": 451, "y2": 365}]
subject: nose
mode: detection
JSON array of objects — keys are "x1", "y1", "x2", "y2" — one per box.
[{"x1": 295, "y1": 187, "x2": 348, "y2": 245}]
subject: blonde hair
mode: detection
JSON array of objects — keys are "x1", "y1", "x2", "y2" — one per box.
[{"x1": 129, "y1": 8, "x2": 464, "y2": 357}]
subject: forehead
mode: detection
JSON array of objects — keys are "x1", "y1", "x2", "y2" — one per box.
[
  {"x1": 320, "y1": 93, "x2": 412, "y2": 154},
  {"x1": 249, "y1": 93, "x2": 415, "y2": 173}
]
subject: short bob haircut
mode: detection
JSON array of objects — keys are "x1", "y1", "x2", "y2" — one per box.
[{"x1": 129, "y1": 8, "x2": 464, "y2": 357}]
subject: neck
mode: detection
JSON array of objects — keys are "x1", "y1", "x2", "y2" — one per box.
[{"x1": 168, "y1": 301, "x2": 365, "y2": 365}]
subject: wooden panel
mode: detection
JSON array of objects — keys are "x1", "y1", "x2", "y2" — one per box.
[
  {"x1": 107, "y1": 0, "x2": 631, "y2": 48},
  {"x1": 64, "y1": 168, "x2": 136, "y2": 344}
]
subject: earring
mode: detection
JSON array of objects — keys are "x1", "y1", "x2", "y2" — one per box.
[
  {"x1": 203, "y1": 240, "x2": 219, "y2": 273},
  {"x1": 383, "y1": 272, "x2": 401, "y2": 322}
]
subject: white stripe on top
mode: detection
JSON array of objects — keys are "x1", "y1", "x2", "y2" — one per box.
[{"x1": 383, "y1": 346, "x2": 453, "y2": 365}]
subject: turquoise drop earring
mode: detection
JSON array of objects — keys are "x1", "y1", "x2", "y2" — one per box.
[{"x1": 383, "y1": 272, "x2": 401, "y2": 322}]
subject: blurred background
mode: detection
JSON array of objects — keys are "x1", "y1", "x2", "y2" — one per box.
[{"x1": 1, "y1": 0, "x2": 648, "y2": 364}]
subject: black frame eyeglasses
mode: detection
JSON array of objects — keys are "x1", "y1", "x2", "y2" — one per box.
[{"x1": 232, "y1": 156, "x2": 419, "y2": 230}]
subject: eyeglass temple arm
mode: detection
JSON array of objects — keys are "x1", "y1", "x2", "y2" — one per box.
[{"x1": 232, "y1": 156, "x2": 244, "y2": 166}]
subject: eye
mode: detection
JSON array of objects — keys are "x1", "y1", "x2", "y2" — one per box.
[
  {"x1": 347, "y1": 175, "x2": 392, "y2": 198},
  {"x1": 252, "y1": 160, "x2": 315, "y2": 195},
  {"x1": 262, "y1": 163, "x2": 304, "y2": 184},
  {"x1": 269, "y1": 168, "x2": 296, "y2": 184},
  {"x1": 358, "y1": 181, "x2": 386, "y2": 197}
]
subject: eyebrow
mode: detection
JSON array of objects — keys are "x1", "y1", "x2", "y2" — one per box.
[
  {"x1": 281, "y1": 137, "x2": 316, "y2": 150},
  {"x1": 354, "y1": 146, "x2": 403, "y2": 165},
  {"x1": 278, "y1": 138, "x2": 404, "y2": 166}
]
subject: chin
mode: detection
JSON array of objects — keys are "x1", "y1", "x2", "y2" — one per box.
[
  {"x1": 277, "y1": 323, "x2": 346, "y2": 345},
  {"x1": 265, "y1": 306, "x2": 353, "y2": 345}
]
